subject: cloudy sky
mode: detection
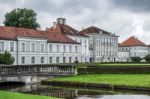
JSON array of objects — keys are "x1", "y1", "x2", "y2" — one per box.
[{"x1": 0, "y1": 0, "x2": 150, "y2": 44}]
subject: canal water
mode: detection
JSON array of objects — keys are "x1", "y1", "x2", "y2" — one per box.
[{"x1": 0, "y1": 83, "x2": 150, "y2": 99}]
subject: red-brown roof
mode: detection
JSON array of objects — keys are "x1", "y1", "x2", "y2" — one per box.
[
  {"x1": 80, "y1": 26, "x2": 110, "y2": 35},
  {"x1": 47, "y1": 23, "x2": 87, "y2": 37},
  {"x1": 0, "y1": 26, "x2": 79, "y2": 44},
  {"x1": 119, "y1": 36, "x2": 147, "y2": 47}
]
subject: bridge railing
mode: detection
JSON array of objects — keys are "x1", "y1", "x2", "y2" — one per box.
[{"x1": 0, "y1": 64, "x2": 77, "y2": 76}]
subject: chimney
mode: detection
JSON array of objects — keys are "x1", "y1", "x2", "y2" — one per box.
[{"x1": 57, "y1": 18, "x2": 66, "y2": 25}]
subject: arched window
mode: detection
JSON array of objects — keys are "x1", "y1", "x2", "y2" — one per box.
[
  {"x1": 41, "y1": 57, "x2": 44, "y2": 63},
  {"x1": 31, "y1": 57, "x2": 35, "y2": 64},
  {"x1": 63, "y1": 57, "x2": 66, "y2": 63},
  {"x1": 49, "y1": 57, "x2": 52, "y2": 63},
  {"x1": 69, "y1": 57, "x2": 72, "y2": 63},
  {"x1": 56, "y1": 57, "x2": 59, "y2": 63},
  {"x1": 75, "y1": 57, "x2": 78, "y2": 63},
  {"x1": 21, "y1": 56, "x2": 25, "y2": 64}
]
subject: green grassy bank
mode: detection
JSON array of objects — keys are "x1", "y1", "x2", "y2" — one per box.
[
  {"x1": 0, "y1": 91, "x2": 58, "y2": 99},
  {"x1": 51, "y1": 74, "x2": 150, "y2": 87}
]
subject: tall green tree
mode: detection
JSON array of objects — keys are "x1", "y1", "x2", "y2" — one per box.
[
  {"x1": 144, "y1": 54, "x2": 150, "y2": 62},
  {"x1": 0, "y1": 51, "x2": 15, "y2": 65},
  {"x1": 4, "y1": 8, "x2": 40, "y2": 29},
  {"x1": 130, "y1": 56, "x2": 142, "y2": 62}
]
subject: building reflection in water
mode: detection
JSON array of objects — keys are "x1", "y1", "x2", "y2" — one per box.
[{"x1": 2, "y1": 84, "x2": 150, "y2": 99}]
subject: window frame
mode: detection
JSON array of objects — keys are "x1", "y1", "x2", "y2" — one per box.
[{"x1": 0, "y1": 42, "x2": 4, "y2": 52}]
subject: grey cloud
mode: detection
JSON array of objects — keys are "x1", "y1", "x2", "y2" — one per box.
[
  {"x1": 0, "y1": 0, "x2": 18, "y2": 4},
  {"x1": 22, "y1": 0, "x2": 99, "y2": 15},
  {"x1": 143, "y1": 21, "x2": 150, "y2": 32},
  {"x1": 111, "y1": 0, "x2": 150, "y2": 12}
]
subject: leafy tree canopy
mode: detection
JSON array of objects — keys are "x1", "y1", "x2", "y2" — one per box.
[
  {"x1": 144, "y1": 54, "x2": 150, "y2": 62},
  {"x1": 0, "y1": 51, "x2": 15, "y2": 65},
  {"x1": 130, "y1": 56, "x2": 142, "y2": 62},
  {"x1": 4, "y1": 8, "x2": 40, "y2": 29}
]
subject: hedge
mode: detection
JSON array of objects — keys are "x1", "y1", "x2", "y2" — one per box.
[{"x1": 78, "y1": 66, "x2": 150, "y2": 74}]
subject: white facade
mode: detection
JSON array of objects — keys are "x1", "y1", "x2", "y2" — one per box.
[
  {"x1": 118, "y1": 46, "x2": 149, "y2": 62},
  {"x1": 117, "y1": 47, "x2": 130, "y2": 62},
  {"x1": 85, "y1": 33, "x2": 118, "y2": 62},
  {"x1": 67, "y1": 35, "x2": 90, "y2": 62},
  {"x1": 0, "y1": 37, "x2": 81, "y2": 65},
  {"x1": 49, "y1": 18, "x2": 90, "y2": 63}
]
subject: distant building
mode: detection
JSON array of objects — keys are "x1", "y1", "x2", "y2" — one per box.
[
  {"x1": 118, "y1": 36, "x2": 149, "y2": 62},
  {"x1": 80, "y1": 26, "x2": 119, "y2": 62}
]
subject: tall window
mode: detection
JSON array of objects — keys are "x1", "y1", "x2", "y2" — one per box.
[
  {"x1": 63, "y1": 57, "x2": 66, "y2": 63},
  {"x1": 21, "y1": 43, "x2": 25, "y2": 52},
  {"x1": 31, "y1": 57, "x2": 35, "y2": 64},
  {"x1": 41, "y1": 57, "x2": 44, "y2": 63},
  {"x1": 63, "y1": 45, "x2": 66, "y2": 52},
  {"x1": 69, "y1": 57, "x2": 72, "y2": 63},
  {"x1": 56, "y1": 57, "x2": 59, "y2": 63},
  {"x1": 49, "y1": 44, "x2": 52, "y2": 52},
  {"x1": 85, "y1": 39, "x2": 86, "y2": 44},
  {"x1": 21, "y1": 56, "x2": 25, "y2": 64},
  {"x1": 10, "y1": 42, "x2": 14, "y2": 52},
  {"x1": 75, "y1": 57, "x2": 78, "y2": 62},
  {"x1": 69, "y1": 45, "x2": 72, "y2": 53},
  {"x1": 75, "y1": 46, "x2": 78, "y2": 53},
  {"x1": 31, "y1": 43, "x2": 35, "y2": 52},
  {"x1": 56, "y1": 45, "x2": 59, "y2": 52},
  {"x1": 0, "y1": 42, "x2": 4, "y2": 52},
  {"x1": 41, "y1": 44, "x2": 44, "y2": 52},
  {"x1": 49, "y1": 57, "x2": 52, "y2": 63}
]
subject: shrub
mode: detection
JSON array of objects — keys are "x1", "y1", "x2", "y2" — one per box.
[
  {"x1": 130, "y1": 57, "x2": 142, "y2": 62},
  {"x1": 144, "y1": 54, "x2": 150, "y2": 62},
  {"x1": 0, "y1": 51, "x2": 15, "y2": 65}
]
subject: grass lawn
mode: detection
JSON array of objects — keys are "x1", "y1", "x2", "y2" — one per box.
[
  {"x1": 51, "y1": 74, "x2": 150, "y2": 87},
  {"x1": 0, "y1": 91, "x2": 59, "y2": 99}
]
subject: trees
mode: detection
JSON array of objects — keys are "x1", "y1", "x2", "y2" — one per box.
[
  {"x1": 144, "y1": 54, "x2": 150, "y2": 62},
  {"x1": 4, "y1": 8, "x2": 40, "y2": 29},
  {"x1": 0, "y1": 51, "x2": 15, "y2": 65},
  {"x1": 130, "y1": 57, "x2": 142, "y2": 62}
]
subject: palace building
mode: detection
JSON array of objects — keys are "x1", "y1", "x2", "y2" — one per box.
[
  {"x1": 0, "y1": 26, "x2": 82, "y2": 65},
  {"x1": 1, "y1": 18, "x2": 149, "y2": 65},
  {"x1": 46, "y1": 18, "x2": 90, "y2": 63},
  {"x1": 80, "y1": 26, "x2": 119, "y2": 62}
]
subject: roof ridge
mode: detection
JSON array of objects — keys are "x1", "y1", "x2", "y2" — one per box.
[
  {"x1": 0, "y1": 26, "x2": 79, "y2": 44},
  {"x1": 80, "y1": 26, "x2": 110, "y2": 35},
  {"x1": 120, "y1": 36, "x2": 146, "y2": 47}
]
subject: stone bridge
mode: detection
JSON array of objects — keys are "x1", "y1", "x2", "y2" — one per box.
[{"x1": 0, "y1": 64, "x2": 77, "y2": 83}]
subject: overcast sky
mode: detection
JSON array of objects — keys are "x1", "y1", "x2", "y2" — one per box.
[{"x1": 0, "y1": 0, "x2": 150, "y2": 44}]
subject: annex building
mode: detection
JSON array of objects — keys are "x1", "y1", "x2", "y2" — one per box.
[{"x1": 118, "y1": 36, "x2": 150, "y2": 62}]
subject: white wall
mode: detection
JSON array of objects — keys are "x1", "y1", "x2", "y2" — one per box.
[
  {"x1": 67, "y1": 35, "x2": 90, "y2": 62},
  {"x1": 118, "y1": 46, "x2": 149, "y2": 62},
  {"x1": 85, "y1": 33, "x2": 118, "y2": 62}
]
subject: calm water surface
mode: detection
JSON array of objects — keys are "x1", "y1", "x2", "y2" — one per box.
[{"x1": 1, "y1": 83, "x2": 150, "y2": 99}]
